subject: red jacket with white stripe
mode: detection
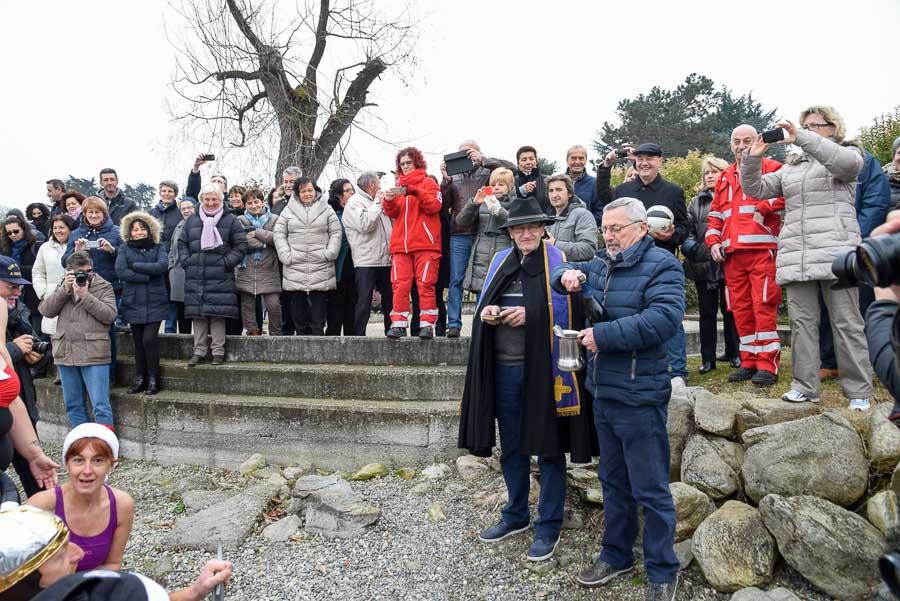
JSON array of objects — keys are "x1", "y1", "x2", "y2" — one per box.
[
  {"x1": 382, "y1": 168, "x2": 443, "y2": 255},
  {"x1": 705, "y1": 158, "x2": 783, "y2": 253}
]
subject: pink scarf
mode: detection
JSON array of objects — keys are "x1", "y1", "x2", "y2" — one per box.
[{"x1": 199, "y1": 206, "x2": 224, "y2": 250}]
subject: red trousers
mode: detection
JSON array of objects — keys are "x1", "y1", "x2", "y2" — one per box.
[
  {"x1": 390, "y1": 251, "x2": 440, "y2": 328},
  {"x1": 723, "y1": 249, "x2": 782, "y2": 373}
]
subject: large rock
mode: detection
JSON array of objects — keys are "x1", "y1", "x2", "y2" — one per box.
[
  {"x1": 868, "y1": 490, "x2": 900, "y2": 535},
  {"x1": 421, "y1": 463, "x2": 452, "y2": 480},
  {"x1": 681, "y1": 433, "x2": 743, "y2": 500},
  {"x1": 729, "y1": 587, "x2": 801, "y2": 601},
  {"x1": 170, "y1": 482, "x2": 280, "y2": 550},
  {"x1": 667, "y1": 380, "x2": 695, "y2": 481},
  {"x1": 349, "y1": 462, "x2": 389, "y2": 481},
  {"x1": 294, "y1": 474, "x2": 381, "y2": 539},
  {"x1": 456, "y1": 455, "x2": 489, "y2": 481},
  {"x1": 262, "y1": 515, "x2": 301, "y2": 542},
  {"x1": 694, "y1": 389, "x2": 742, "y2": 439},
  {"x1": 869, "y1": 404, "x2": 900, "y2": 473},
  {"x1": 734, "y1": 397, "x2": 821, "y2": 437},
  {"x1": 759, "y1": 494, "x2": 884, "y2": 600},
  {"x1": 742, "y1": 412, "x2": 867, "y2": 506},
  {"x1": 692, "y1": 501, "x2": 777, "y2": 593},
  {"x1": 670, "y1": 482, "x2": 715, "y2": 541},
  {"x1": 180, "y1": 489, "x2": 230, "y2": 516},
  {"x1": 238, "y1": 453, "x2": 267, "y2": 476}
]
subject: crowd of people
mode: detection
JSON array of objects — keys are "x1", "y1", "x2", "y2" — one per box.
[{"x1": 1, "y1": 104, "x2": 900, "y2": 600}]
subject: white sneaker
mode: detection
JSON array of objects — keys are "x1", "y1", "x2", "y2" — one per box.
[
  {"x1": 782, "y1": 389, "x2": 820, "y2": 404},
  {"x1": 849, "y1": 398, "x2": 871, "y2": 412}
]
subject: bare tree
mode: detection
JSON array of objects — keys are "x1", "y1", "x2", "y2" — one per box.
[{"x1": 168, "y1": 0, "x2": 417, "y2": 181}]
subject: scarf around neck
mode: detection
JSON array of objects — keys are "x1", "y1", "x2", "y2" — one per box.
[
  {"x1": 10, "y1": 238, "x2": 27, "y2": 263},
  {"x1": 242, "y1": 209, "x2": 272, "y2": 265},
  {"x1": 199, "y1": 207, "x2": 224, "y2": 250}
]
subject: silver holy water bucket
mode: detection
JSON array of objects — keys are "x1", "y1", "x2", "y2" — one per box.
[{"x1": 554, "y1": 325, "x2": 585, "y2": 372}]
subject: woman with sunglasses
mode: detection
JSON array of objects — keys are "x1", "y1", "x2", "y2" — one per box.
[
  {"x1": 1, "y1": 214, "x2": 43, "y2": 333},
  {"x1": 741, "y1": 106, "x2": 874, "y2": 411}
]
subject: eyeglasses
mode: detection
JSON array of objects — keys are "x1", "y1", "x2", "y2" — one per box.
[
  {"x1": 600, "y1": 221, "x2": 643, "y2": 234},
  {"x1": 398, "y1": 160, "x2": 414, "y2": 167},
  {"x1": 802, "y1": 122, "x2": 832, "y2": 131},
  {"x1": 5, "y1": 229, "x2": 22, "y2": 236}
]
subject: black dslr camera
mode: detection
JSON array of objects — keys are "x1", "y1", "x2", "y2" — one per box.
[
  {"x1": 73, "y1": 270, "x2": 91, "y2": 287},
  {"x1": 831, "y1": 233, "x2": 900, "y2": 290},
  {"x1": 31, "y1": 336, "x2": 50, "y2": 354}
]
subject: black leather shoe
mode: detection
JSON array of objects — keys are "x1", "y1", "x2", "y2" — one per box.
[
  {"x1": 145, "y1": 376, "x2": 160, "y2": 395},
  {"x1": 128, "y1": 376, "x2": 146, "y2": 394},
  {"x1": 699, "y1": 361, "x2": 716, "y2": 374},
  {"x1": 728, "y1": 367, "x2": 756, "y2": 382},
  {"x1": 386, "y1": 327, "x2": 407, "y2": 339},
  {"x1": 729, "y1": 357, "x2": 742, "y2": 369}
]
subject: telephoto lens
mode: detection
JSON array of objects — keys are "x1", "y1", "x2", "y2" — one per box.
[
  {"x1": 857, "y1": 233, "x2": 900, "y2": 288},
  {"x1": 830, "y1": 250, "x2": 861, "y2": 290}
]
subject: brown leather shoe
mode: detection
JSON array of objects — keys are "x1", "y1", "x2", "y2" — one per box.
[
  {"x1": 247, "y1": 329, "x2": 262, "y2": 336},
  {"x1": 187, "y1": 354, "x2": 204, "y2": 367},
  {"x1": 818, "y1": 368, "x2": 839, "y2": 381}
]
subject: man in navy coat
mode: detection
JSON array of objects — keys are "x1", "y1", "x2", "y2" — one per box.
[{"x1": 552, "y1": 196, "x2": 684, "y2": 601}]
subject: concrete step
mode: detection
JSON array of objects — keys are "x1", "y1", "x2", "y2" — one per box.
[
  {"x1": 114, "y1": 357, "x2": 466, "y2": 402},
  {"x1": 117, "y1": 333, "x2": 470, "y2": 366},
  {"x1": 34, "y1": 380, "x2": 459, "y2": 471}
]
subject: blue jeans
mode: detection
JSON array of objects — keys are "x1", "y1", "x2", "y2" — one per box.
[
  {"x1": 447, "y1": 235, "x2": 474, "y2": 330},
  {"x1": 665, "y1": 320, "x2": 687, "y2": 378},
  {"x1": 58, "y1": 364, "x2": 113, "y2": 427},
  {"x1": 165, "y1": 302, "x2": 178, "y2": 334},
  {"x1": 495, "y1": 363, "x2": 566, "y2": 541},
  {"x1": 595, "y1": 399, "x2": 678, "y2": 584}
]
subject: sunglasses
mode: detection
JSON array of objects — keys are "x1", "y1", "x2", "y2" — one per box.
[{"x1": 5, "y1": 229, "x2": 22, "y2": 236}]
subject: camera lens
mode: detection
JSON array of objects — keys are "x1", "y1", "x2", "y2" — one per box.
[
  {"x1": 830, "y1": 250, "x2": 861, "y2": 290},
  {"x1": 880, "y1": 551, "x2": 900, "y2": 598},
  {"x1": 857, "y1": 233, "x2": 900, "y2": 288}
]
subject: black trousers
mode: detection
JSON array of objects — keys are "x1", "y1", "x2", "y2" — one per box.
[
  {"x1": 326, "y1": 258, "x2": 358, "y2": 336},
  {"x1": 131, "y1": 322, "x2": 162, "y2": 378},
  {"x1": 696, "y1": 281, "x2": 739, "y2": 363},
  {"x1": 352, "y1": 267, "x2": 393, "y2": 336},
  {"x1": 290, "y1": 290, "x2": 327, "y2": 336},
  {"x1": 819, "y1": 284, "x2": 874, "y2": 370},
  {"x1": 173, "y1": 301, "x2": 192, "y2": 333}
]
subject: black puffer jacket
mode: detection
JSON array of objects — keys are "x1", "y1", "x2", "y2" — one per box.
[
  {"x1": 102, "y1": 189, "x2": 138, "y2": 225},
  {"x1": 177, "y1": 210, "x2": 247, "y2": 319},
  {"x1": 116, "y1": 213, "x2": 169, "y2": 324},
  {"x1": 681, "y1": 189, "x2": 722, "y2": 284}
]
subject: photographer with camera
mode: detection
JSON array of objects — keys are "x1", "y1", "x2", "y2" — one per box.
[
  {"x1": 0, "y1": 256, "x2": 46, "y2": 497},
  {"x1": 39, "y1": 251, "x2": 117, "y2": 428},
  {"x1": 741, "y1": 107, "x2": 875, "y2": 411}
]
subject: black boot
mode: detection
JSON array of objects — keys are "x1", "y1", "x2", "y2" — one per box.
[
  {"x1": 128, "y1": 375, "x2": 146, "y2": 394},
  {"x1": 699, "y1": 361, "x2": 716, "y2": 374},
  {"x1": 145, "y1": 376, "x2": 160, "y2": 396}
]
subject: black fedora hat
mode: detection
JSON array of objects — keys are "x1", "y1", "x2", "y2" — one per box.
[{"x1": 500, "y1": 196, "x2": 557, "y2": 229}]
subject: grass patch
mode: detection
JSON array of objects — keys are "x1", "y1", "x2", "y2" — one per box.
[{"x1": 686, "y1": 348, "x2": 889, "y2": 412}]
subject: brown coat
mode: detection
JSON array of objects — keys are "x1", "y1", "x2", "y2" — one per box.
[
  {"x1": 236, "y1": 214, "x2": 282, "y2": 295},
  {"x1": 38, "y1": 274, "x2": 117, "y2": 366}
]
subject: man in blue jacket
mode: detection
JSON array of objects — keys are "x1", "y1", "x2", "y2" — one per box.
[
  {"x1": 819, "y1": 148, "x2": 891, "y2": 380},
  {"x1": 565, "y1": 145, "x2": 599, "y2": 223},
  {"x1": 552, "y1": 196, "x2": 684, "y2": 601}
]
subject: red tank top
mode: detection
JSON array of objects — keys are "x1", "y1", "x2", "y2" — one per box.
[{"x1": 0, "y1": 363, "x2": 20, "y2": 408}]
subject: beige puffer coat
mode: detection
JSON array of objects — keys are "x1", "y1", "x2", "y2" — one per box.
[
  {"x1": 740, "y1": 129, "x2": 863, "y2": 286},
  {"x1": 236, "y1": 213, "x2": 282, "y2": 295},
  {"x1": 274, "y1": 196, "x2": 341, "y2": 292}
]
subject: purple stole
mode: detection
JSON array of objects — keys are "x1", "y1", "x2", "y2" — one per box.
[{"x1": 480, "y1": 243, "x2": 582, "y2": 416}]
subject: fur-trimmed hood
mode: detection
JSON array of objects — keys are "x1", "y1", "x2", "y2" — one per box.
[{"x1": 120, "y1": 211, "x2": 161, "y2": 244}]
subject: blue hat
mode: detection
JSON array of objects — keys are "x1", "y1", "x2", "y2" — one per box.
[{"x1": 0, "y1": 256, "x2": 31, "y2": 285}]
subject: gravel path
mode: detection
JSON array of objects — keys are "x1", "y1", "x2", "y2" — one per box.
[{"x1": 19, "y1": 445, "x2": 832, "y2": 601}]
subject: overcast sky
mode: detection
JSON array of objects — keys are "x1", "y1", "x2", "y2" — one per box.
[{"x1": 1, "y1": 0, "x2": 896, "y2": 209}]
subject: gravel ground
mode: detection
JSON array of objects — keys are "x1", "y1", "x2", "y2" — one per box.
[{"x1": 16, "y1": 445, "x2": 834, "y2": 601}]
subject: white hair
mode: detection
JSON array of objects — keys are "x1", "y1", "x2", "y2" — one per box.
[
  {"x1": 198, "y1": 183, "x2": 223, "y2": 201},
  {"x1": 566, "y1": 144, "x2": 588, "y2": 158},
  {"x1": 603, "y1": 197, "x2": 646, "y2": 222},
  {"x1": 282, "y1": 166, "x2": 302, "y2": 178}
]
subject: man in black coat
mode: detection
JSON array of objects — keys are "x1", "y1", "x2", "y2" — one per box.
[
  {"x1": 0, "y1": 258, "x2": 42, "y2": 496},
  {"x1": 514, "y1": 145, "x2": 550, "y2": 212},
  {"x1": 595, "y1": 143, "x2": 689, "y2": 382},
  {"x1": 98, "y1": 168, "x2": 138, "y2": 225},
  {"x1": 458, "y1": 196, "x2": 596, "y2": 563}
]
